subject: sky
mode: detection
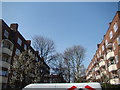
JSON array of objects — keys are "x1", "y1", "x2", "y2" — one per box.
[{"x1": 2, "y1": 2, "x2": 118, "y2": 68}]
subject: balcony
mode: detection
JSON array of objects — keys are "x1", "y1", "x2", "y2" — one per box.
[
  {"x1": 110, "y1": 78, "x2": 120, "y2": 84},
  {"x1": 95, "y1": 67, "x2": 99, "y2": 71},
  {"x1": 108, "y1": 64, "x2": 117, "y2": 72},
  {"x1": 0, "y1": 76, "x2": 8, "y2": 83},
  {"x1": 0, "y1": 39, "x2": 13, "y2": 56},
  {"x1": 86, "y1": 74, "x2": 92, "y2": 80},
  {"x1": 103, "y1": 71, "x2": 107, "y2": 75},
  {"x1": 106, "y1": 43, "x2": 112, "y2": 49},
  {"x1": 96, "y1": 75, "x2": 101, "y2": 80},
  {"x1": 106, "y1": 51, "x2": 114, "y2": 60},
  {"x1": 89, "y1": 74, "x2": 92, "y2": 77},
  {"x1": 99, "y1": 55, "x2": 104, "y2": 59},
  {"x1": 0, "y1": 61, "x2": 10, "y2": 69},
  {"x1": 86, "y1": 76, "x2": 90, "y2": 80},
  {"x1": 0, "y1": 47, "x2": 12, "y2": 56},
  {"x1": 101, "y1": 70, "x2": 107, "y2": 76},
  {"x1": 99, "y1": 60, "x2": 105, "y2": 67}
]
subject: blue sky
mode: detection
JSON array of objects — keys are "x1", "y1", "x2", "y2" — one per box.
[{"x1": 2, "y1": 2, "x2": 118, "y2": 68}]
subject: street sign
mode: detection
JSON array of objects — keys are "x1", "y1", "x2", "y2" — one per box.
[{"x1": 22, "y1": 83, "x2": 102, "y2": 90}]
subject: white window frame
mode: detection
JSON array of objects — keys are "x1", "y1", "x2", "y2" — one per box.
[
  {"x1": 102, "y1": 45, "x2": 104, "y2": 51},
  {"x1": 109, "y1": 31, "x2": 113, "y2": 39},
  {"x1": 115, "y1": 55, "x2": 118, "y2": 63},
  {"x1": 117, "y1": 36, "x2": 120, "y2": 45},
  {"x1": 113, "y1": 22, "x2": 118, "y2": 32},
  {"x1": 17, "y1": 38, "x2": 22, "y2": 46},
  {"x1": 105, "y1": 39, "x2": 108, "y2": 46},
  {"x1": 4, "y1": 30, "x2": 9, "y2": 38},
  {"x1": 113, "y1": 43, "x2": 116, "y2": 50}
]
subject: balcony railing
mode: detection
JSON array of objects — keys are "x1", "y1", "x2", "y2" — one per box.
[
  {"x1": 103, "y1": 71, "x2": 107, "y2": 75},
  {"x1": 95, "y1": 67, "x2": 99, "y2": 71},
  {"x1": 0, "y1": 76, "x2": 8, "y2": 83},
  {"x1": 99, "y1": 55, "x2": 104, "y2": 59},
  {"x1": 108, "y1": 64, "x2": 117, "y2": 72},
  {"x1": 89, "y1": 74, "x2": 92, "y2": 77},
  {"x1": 106, "y1": 43, "x2": 112, "y2": 49},
  {"x1": 86, "y1": 76, "x2": 90, "y2": 80},
  {"x1": 86, "y1": 73, "x2": 92, "y2": 80},
  {"x1": 3, "y1": 47, "x2": 12, "y2": 56},
  {"x1": 110, "y1": 78, "x2": 120, "y2": 84},
  {"x1": 99, "y1": 60, "x2": 105, "y2": 67},
  {"x1": 0, "y1": 61, "x2": 10, "y2": 69},
  {"x1": 96, "y1": 75, "x2": 101, "y2": 80},
  {"x1": 106, "y1": 51, "x2": 114, "y2": 60},
  {"x1": 1, "y1": 39, "x2": 14, "y2": 50}
]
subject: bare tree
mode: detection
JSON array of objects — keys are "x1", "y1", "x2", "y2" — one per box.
[
  {"x1": 33, "y1": 36, "x2": 55, "y2": 63},
  {"x1": 50, "y1": 53, "x2": 65, "y2": 75},
  {"x1": 63, "y1": 51, "x2": 72, "y2": 83},
  {"x1": 75, "y1": 64, "x2": 86, "y2": 82},
  {"x1": 63, "y1": 45, "x2": 86, "y2": 83}
]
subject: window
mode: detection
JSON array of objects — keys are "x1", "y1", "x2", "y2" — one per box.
[
  {"x1": 4, "y1": 30, "x2": 9, "y2": 38},
  {"x1": 110, "y1": 60, "x2": 115, "y2": 65},
  {"x1": 117, "y1": 36, "x2": 120, "y2": 45},
  {"x1": 113, "y1": 43, "x2": 116, "y2": 50},
  {"x1": 102, "y1": 45, "x2": 104, "y2": 51},
  {"x1": 113, "y1": 22, "x2": 118, "y2": 32},
  {"x1": 115, "y1": 55, "x2": 118, "y2": 63},
  {"x1": 109, "y1": 31, "x2": 113, "y2": 39},
  {"x1": 24, "y1": 44, "x2": 27, "y2": 50},
  {"x1": 17, "y1": 38, "x2": 22, "y2": 46},
  {"x1": 105, "y1": 40, "x2": 108, "y2": 46},
  {"x1": 0, "y1": 70, "x2": 8, "y2": 76},
  {"x1": 16, "y1": 48, "x2": 20, "y2": 55},
  {"x1": 36, "y1": 57, "x2": 39, "y2": 62},
  {"x1": 40, "y1": 69, "x2": 43, "y2": 73}
]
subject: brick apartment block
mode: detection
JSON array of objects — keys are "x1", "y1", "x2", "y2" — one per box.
[
  {"x1": 86, "y1": 11, "x2": 120, "y2": 84},
  {"x1": 0, "y1": 20, "x2": 50, "y2": 89}
]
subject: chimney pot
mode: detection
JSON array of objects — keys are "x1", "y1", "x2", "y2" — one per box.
[
  {"x1": 109, "y1": 22, "x2": 112, "y2": 26},
  {"x1": 36, "y1": 51, "x2": 39, "y2": 55},
  {"x1": 27, "y1": 40, "x2": 31, "y2": 45},
  {"x1": 10, "y1": 23, "x2": 18, "y2": 31}
]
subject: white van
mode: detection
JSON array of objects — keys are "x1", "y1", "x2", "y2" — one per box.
[{"x1": 22, "y1": 82, "x2": 102, "y2": 90}]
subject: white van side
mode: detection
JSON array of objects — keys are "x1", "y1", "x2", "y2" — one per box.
[{"x1": 22, "y1": 82, "x2": 102, "y2": 90}]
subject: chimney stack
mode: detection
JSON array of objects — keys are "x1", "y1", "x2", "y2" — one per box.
[
  {"x1": 10, "y1": 23, "x2": 18, "y2": 31},
  {"x1": 109, "y1": 22, "x2": 112, "y2": 26},
  {"x1": 97, "y1": 44, "x2": 100, "y2": 48},
  {"x1": 27, "y1": 40, "x2": 31, "y2": 45},
  {"x1": 36, "y1": 51, "x2": 39, "y2": 55}
]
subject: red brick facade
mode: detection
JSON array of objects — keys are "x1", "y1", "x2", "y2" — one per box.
[
  {"x1": 86, "y1": 11, "x2": 120, "y2": 84},
  {"x1": 0, "y1": 20, "x2": 50, "y2": 89}
]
